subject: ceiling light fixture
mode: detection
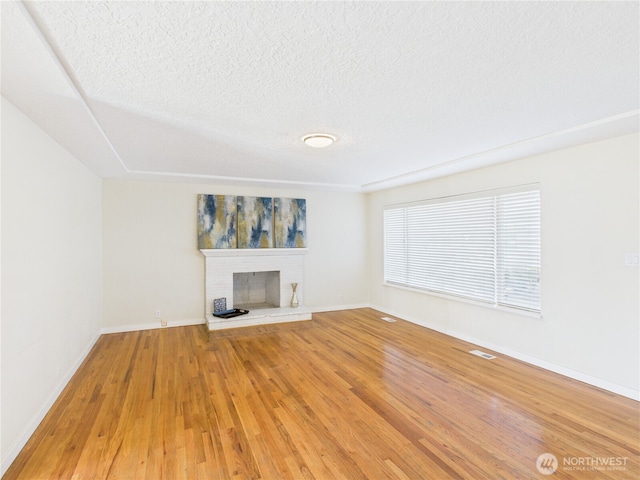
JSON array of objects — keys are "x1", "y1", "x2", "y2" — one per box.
[{"x1": 302, "y1": 133, "x2": 336, "y2": 148}]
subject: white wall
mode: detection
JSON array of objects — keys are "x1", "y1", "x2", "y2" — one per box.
[
  {"x1": 1, "y1": 93, "x2": 636, "y2": 477},
  {"x1": 102, "y1": 180, "x2": 369, "y2": 330},
  {"x1": 1, "y1": 98, "x2": 103, "y2": 473},
  {"x1": 367, "y1": 133, "x2": 640, "y2": 398}
]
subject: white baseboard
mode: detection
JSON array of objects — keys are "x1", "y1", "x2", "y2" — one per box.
[
  {"x1": 448, "y1": 329, "x2": 640, "y2": 401},
  {"x1": 370, "y1": 304, "x2": 640, "y2": 402},
  {"x1": 1, "y1": 332, "x2": 101, "y2": 477},
  {"x1": 310, "y1": 303, "x2": 370, "y2": 313},
  {"x1": 99, "y1": 307, "x2": 372, "y2": 335},
  {"x1": 100, "y1": 317, "x2": 204, "y2": 335}
]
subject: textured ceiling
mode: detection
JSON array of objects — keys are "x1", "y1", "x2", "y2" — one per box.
[{"x1": 2, "y1": 1, "x2": 639, "y2": 191}]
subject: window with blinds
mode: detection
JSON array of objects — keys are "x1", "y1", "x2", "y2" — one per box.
[{"x1": 383, "y1": 187, "x2": 541, "y2": 314}]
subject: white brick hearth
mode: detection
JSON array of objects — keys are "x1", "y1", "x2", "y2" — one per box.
[{"x1": 200, "y1": 249, "x2": 311, "y2": 330}]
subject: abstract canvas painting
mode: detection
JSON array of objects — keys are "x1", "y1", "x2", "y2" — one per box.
[
  {"x1": 197, "y1": 194, "x2": 237, "y2": 249},
  {"x1": 237, "y1": 196, "x2": 273, "y2": 248},
  {"x1": 274, "y1": 198, "x2": 307, "y2": 248}
]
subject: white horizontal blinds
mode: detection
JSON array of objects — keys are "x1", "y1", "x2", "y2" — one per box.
[
  {"x1": 406, "y1": 197, "x2": 496, "y2": 303},
  {"x1": 383, "y1": 208, "x2": 408, "y2": 285},
  {"x1": 383, "y1": 186, "x2": 541, "y2": 314},
  {"x1": 496, "y1": 190, "x2": 541, "y2": 312}
]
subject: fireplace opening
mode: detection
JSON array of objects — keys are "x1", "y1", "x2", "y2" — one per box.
[{"x1": 233, "y1": 271, "x2": 280, "y2": 310}]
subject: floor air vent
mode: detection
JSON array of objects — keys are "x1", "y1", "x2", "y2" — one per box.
[
  {"x1": 469, "y1": 349, "x2": 496, "y2": 360},
  {"x1": 380, "y1": 317, "x2": 396, "y2": 323}
]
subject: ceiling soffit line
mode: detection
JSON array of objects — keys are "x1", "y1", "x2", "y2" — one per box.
[
  {"x1": 362, "y1": 110, "x2": 640, "y2": 192},
  {"x1": 16, "y1": 0, "x2": 130, "y2": 175},
  {"x1": 125, "y1": 168, "x2": 363, "y2": 193}
]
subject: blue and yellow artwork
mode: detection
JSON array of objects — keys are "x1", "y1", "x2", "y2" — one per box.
[
  {"x1": 197, "y1": 194, "x2": 237, "y2": 249},
  {"x1": 237, "y1": 196, "x2": 273, "y2": 248},
  {"x1": 274, "y1": 198, "x2": 307, "y2": 248}
]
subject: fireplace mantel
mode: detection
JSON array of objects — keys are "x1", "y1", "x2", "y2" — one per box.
[{"x1": 200, "y1": 248, "x2": 311, "y2": 330}]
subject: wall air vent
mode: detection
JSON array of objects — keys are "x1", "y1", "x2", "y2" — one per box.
[{"x1": 469, "y1": 349, "x2": 496, "y2": 360}]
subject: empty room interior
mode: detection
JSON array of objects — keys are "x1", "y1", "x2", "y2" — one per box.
[{"x1": 1, "y1": 1, "x2": 639, "y2": 479}]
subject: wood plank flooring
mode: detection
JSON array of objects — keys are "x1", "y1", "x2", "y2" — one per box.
[{"x1": 4, "y1": 308, "x2": 639, "y2": 479}]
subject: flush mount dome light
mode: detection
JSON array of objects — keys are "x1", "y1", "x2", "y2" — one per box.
[{"x1": 302, "y1": 133, "x2": 336, "y2": 148}]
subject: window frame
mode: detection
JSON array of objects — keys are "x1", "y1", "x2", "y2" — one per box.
[{"x1": 383, "y1": 184, "x2": 541, "y2": 317}]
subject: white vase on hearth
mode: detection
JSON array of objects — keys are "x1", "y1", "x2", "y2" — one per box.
[{"x1": 291, "y1": 283, "x2": 299, "y2": 308}]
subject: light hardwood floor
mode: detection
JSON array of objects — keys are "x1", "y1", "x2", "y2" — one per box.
[{"x1": 4, "y1": 308, "x2": 639, "y2": 479}]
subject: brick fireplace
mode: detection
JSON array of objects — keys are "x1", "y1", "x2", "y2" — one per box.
[{"x1": 200, "y1": 249, "x2": 311, "y2": 330}]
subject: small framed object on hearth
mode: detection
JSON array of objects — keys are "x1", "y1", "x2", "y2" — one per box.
[{"x1": 213, "y1": 297, "x2": 227, "y2": 314}]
